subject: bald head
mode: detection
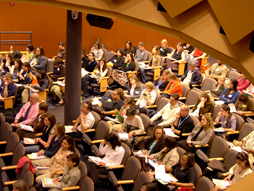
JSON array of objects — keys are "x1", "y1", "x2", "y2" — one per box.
[
  {"x1": 30, "y1": 93, "x2": 39, "y2": 105},
  {"x1": 180, "y1": 105, "x2": 189, "y2": 118}
]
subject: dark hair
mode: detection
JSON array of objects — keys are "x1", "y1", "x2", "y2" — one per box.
[
  {"x1": 6, "y1": 53, "x2": 13, "y2": 61},
  {"x1": 138, "y1": 42, "x2": 145, "y2": 47},
  {"x1": 164, "y1": 136, "x2": 177, "y2": 150},
  {"x1": 221, "y1": 104, "x2": 233, "y2": 127},
  {"x1": 45, "y1": 113, "x2": 56, "y2": 126},
  {"x1": 126, "y1": 107, "x2": 136, "y2": 116},
  {"x1": 168, "y1": 73, "x2": 178, "y2": 80},
  {"x1": 124, "y1": 40, "x2": 133, "y2": 52},
  {"x1": 96, "y1": 59, "x2": 107, "y2": 72},
  {"x1": 67, "y1": 154, "x2": 80, "y2": 167},
  {"x1": 124, "y1": 97, "x2": 135, "y2": 107},
  {"x1": 23, "y1": 62, "x2": 31, "y2": 71},
  {"x1": 39, "y1": 102, "x2": 48, "y2": 112},
  {"x1": 13, "y1": 50, "x2": 21, "y2": 60},
  {"x1": 114, "y1": 88, "x2": 125, "y2": 100},
  {"x1": 13, "y1": 180, "x2": 28, "y2": 191},
  {"x1": 225, "y1": 79, "x2": 238, "y2": 96},
  {"x1": 142, "y1": 182, "x2": 157, "y2": 191},
  {"x1": 85, "y1": 101, "x2": 92, "y2": 111},
  {"x1": 81, "y1": 49, "x2": 85, "y2": 55},
  {"x1": 55, "y1": 122, "x2": 65, "y2": 136},
  {"x1": 61, "y1": 135, "x2": 75, "y2": 152},
  {"x1": 116, "y1": 48, "x2": 125, "y2": 57},
  {"x1": 238, "y1": 93, "x2": 249, "y2": 103},
  {"x1": 15, "y1": 59, "x2": 23, "y2": 72},
  {"x1": 58, "y1": 41, "x2": 65, "y2": 47},
  {"x1": 27, "y1": 44, "x2": 34, "y2": 52},
  {"x1": 94, "y1": 41, "x2": 102, "y2": 49},
  {"x1": 88, "y1": 52, "x2": 95, "y2": 61},
  {"x1": 126, "y1": 53, "x2": 135, "y2": 63},
  {"x1": 37, "y1": 46, "x2": 45, "y2": 56},
  {"x1": 236, "y1": 152, "x2": 251, "y2": 168},
  {"x1": 38, "y1": 69, "x2": 46, "y2": 79},
  {"x1": 152, "y1": 126, "x2": 165, "y2": 140},
  {"x1": 104, "y1": 132, "x2": 121, "y2": 150},
  {"x1": 128, "y1": 75, "x2": 141, "y2": 89},
  {"x1": 53, "y1": 58, "x2": 62, "y2": 66},
  {"x1": 183, "y1": 152, "x2": 195, "y2": 167},
  {"x1": 171, "y1": 93, "x2": 180, "y2": 101},
  {"x1": 176, "y1": 42, "x2": 184, "y2": 51},
  {"x1": 200, "y1": 91, "x2": 211, "y2": 103}
]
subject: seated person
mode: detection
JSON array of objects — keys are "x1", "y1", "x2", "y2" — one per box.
[
  {"x1": 52, "y1": 41, "x2": 66, "y2": 62},
  {"x1": 220, "y1": 79, "x2": 239, "y2": 104},
  {"x1": 163, "y1": 152, "x2": 196, "y2": 190},
  {"x1": 145, "y1": 136, "x2": 179, "y2": 176},
  {"x1": 237, "y1": 74, "x2": 250, "y2": 93},
  {"x1": 160, "y1": 39, "x2": 173, "y2": 57},
  {"x1": 107, "y1": 48, "x2": 125, "y2": 69},
  {"x1": 70, "y1": 102, "x2": 95, "y2": 138},
  {"x1": 224, "y1": 152, "x2": 253, "y2": 185},
  {"x1": 232, "y1": 93, "x2": 254, "y2": 115},
  {"x1": 48, "y1": 58, "x2": 65, "y2": 81},
  {"x1": 168, "y1": 42, "x2": 185, "y2": 71},
  {"x1": 19, "y1": 62, "x2": 38, "y2": 85},
  {"x1": 44, "y1": 154, "x2": 81, "y2": 191},
  {"x1": 118, "y1": 107, "x2": 144, "y2": 148},
  {"x1": 126, "y1": 75, "x2": 144, "y2": 99},
  {"x1": 81, "y1": 59, "x2": 108, "y2": 99},
  {"x1": 171, "y1": 105, "x2": 195, "y2": 139},
  {"x1": 81, "y1": 49, "x2": 88, "y2": 68},
  {"x1": 140, "y1": 182, "x2": 157, "y2": 191},
  {"x1": 135, "y1": 41, "x2": 149, "y2": 62},
  {"x1": 205, "y1": 60, "x2": 229, "y2": 81},
  {"x1": 183, "y1": 42, "x2": 195, "y2": 54},
  {"x1": 34, "y1": 135, "x2": 75, "y2": 184},
  {"x1": 84, "y1": 52, "x2": 97, "y2": 72},
  {"x1": 0, "y1": 53, "x2": 14, "y2": 74},
  {"x1": 140, "y1": 126, "x2": 165, "y2": 156},
  {"x1": 136, "y1": 82, "x2": 157, "y2": 113},
  {"x1": 50, "y1": 79, "x2": 65, "y2": 106},
  {"x1": 178, "y1": 113, "x2": 214, "y2": 152},
  {"x1": 139, "y1": 45, "x2": 161, "y2": 83},
  {"x1": 90, "y1": 41, "x2": 103, "y2": 61},
  {"x1": 89, "y1": 132, "x2": 125, "y2": 189},
  {"x1": 21, "y1": 113, "x2": 56, "y2": 154},
  {"x1": 15, "y1": 102, "x2": 48, "y2": 140},
  {"x1": 96, "y1": 88, "x2": 125, "y2": 120},
  {"x1": 215, "y1": 104, "x2": 236, "y2": 136},
  {"x1": 150, "y1": 93, "x2": 180, "y2": 128},
  {"x1": 21, "y1": 69, "x2": 49, "y2": 104},
  {"x1": 190, "y1": 48, "x2": 206, "y2": 68},
  {"x1": 10, "y1": 59, "x2": 23, "y2": 81},
  {"x1": 31, "y1": 46, "x2": 47, "y2": 70},
  {"x1": 91, "y1": 37, "x2": 106, "y2": 49},
  {"x1": 107, "y1": 97, "x2": 135, "y2": 132},
  {"x1": 21, "y1": 44, "x2": 35, "y2": 62},
  {"x1": 0, "y1": 72, "x2": 17, "y2": 103},
  {"x1": 190, "y1": 91, "x2": 213, "y2": 120},
  {"x1": 154, "y1": 69, "x2": 170, "y2": 92},
  {"x1": 5, "y1": 93, "x2": 39, "y2": 128},
  {"x1": 30, "y1": 123, "x2": 65, "y2": 160},
  {"x1": 233, "y1": 131, "x2": 254, "y2": 166},
  {"x1": 181, "y1": 61, "x2": 202, "y2": 88},
  {"x1": 210, "y1": 76, "x2": 226, "y2": 98},
  {"x1": 245, "y1": 83, "x2": 254, "y2": 96},
  {"x1": 124, "y1": 40, "x2": 136, "y2": 56},
  {"x1": 161, "y1": 73, "x2": 183, "y2": 98}
]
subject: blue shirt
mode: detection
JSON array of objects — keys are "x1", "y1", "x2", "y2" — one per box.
[
  {"x1": 148, "y1": 141, "x2": 157, "y2": 155},
  {"x1": 0, "y1": 81, "x2": 16, "y2": 97},
  {"x1": 220, "y1": 88, "x2": 239, "y2": 104}
]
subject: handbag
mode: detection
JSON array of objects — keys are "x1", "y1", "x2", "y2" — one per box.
[{"x1": 126, "y1": 124, "x2": 139, "y2": 133}]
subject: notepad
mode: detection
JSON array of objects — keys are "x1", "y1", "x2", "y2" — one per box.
[
  {"x1": 27, "y1": 153, "x2": 47, "y2": 160},
  {"x1": 118, "y1": 132, "x2": 129, "y2": 140},
  {"x1": 104, "y1": 116, "x2": 121, "y2": 124},
  {"x1": 37, "y1": 166, "x2": 50, "y2": 170},
  {"x1": 24, "y1": 138, "x2": 35, "y2": 144},
  {"x1": 212, "y1": 179, "x2": 231, "y2": 189},
  {"x1": 214, "y1": 128, "x2": 226, "y2": 133},
  {"x1": 20, "y1": 124, "x2": 34, "y2": 132},
  {"x1": 88, "y1": 156, "x2": 104, "y2": 165},
  {"x1": 155, "y1": 165, "x2": 178, "y2": 184},
  {"x1": 65, "y1": 125, "x2": 75, "y2": 133},
  {"x1": 42, "y1": 177, "x2": 57, "y2": 188},
  {"x1": 164, "y1": 128, "x2": 180, "y2": 138}
]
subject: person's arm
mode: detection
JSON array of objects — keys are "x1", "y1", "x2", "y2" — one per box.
[
  {"x1": 224, "y1": 164, "x2": 237, "y2": 181},
  {"x1": 237, "y1": 80, "x2": 250, "y2": 91},
  {"x1": 128, "y1": 62, "x2": 136, "y2": 71},
  {"x1": 96, "y1": 49, "x2": 103, "y2": 60},
  {"x1": 99, "y1": 141, "x2": 107, "y2": 155},
  {"x1": 80, "y1": 114, "x2": 94, "y2": 131},
  {"x1": 191, "y1": 129, "x2": 213, "y2": 146},
  {"x1": 132, "y1": 85, "x2": 144, "y2": 99},
  {"x1": 113, "y1": 57, "x2": 125, "y2": 68},
  {"x1": 158, "y1": 108, "x2": 180, "y2": 127},
  {"x1": 134, "y1": 117, "x2": 144, "y2": 135},
  {"x1": 44, "y1": 139, "x2": 62, "y2": 157},
  {"x1": 143, "y1": 51, "x2": 149, "y2": 61},
  {"x1": 219, "y1": 89, "x2": 228, "y2": 101},
  {"x1": 100, "y1": 68, "x2": 108, "y2": 78},
  {"x1": 199, "y1": 101, "x2": 212, "y2": 115},
  {"x1": 34, "y1": 79, "x2": 48, "y2": 91},
  {"x1": 215, "y1": 113, "x2": 222, "y2": 125},
  {"x1": 19, "y1": 104, "x2": 39, "y2": 125},
  {"x1": 33, "y1": 56, "x2": 47, "y2": 69},
  {"x1": 57, "y1": 169, "x2": 81, "y2": 189},
  {"x1": 190, "y1": 71, "x2": 202, "y2": 86},
  {"x1": 166, "y1": 83, "x2": 182, "y2": 95},
  {"x1": 38, "y1": 134, "x2": 54, "y2": 147},
  {"x1": 103, "y1": 109, "x2": 119, "y2": 116},
  {"x1": 224, "y1": 91, "x2": 239, "y2": 104},
  {"x1": 3, "y1": 82, "x2": 9, "y2": 98}
]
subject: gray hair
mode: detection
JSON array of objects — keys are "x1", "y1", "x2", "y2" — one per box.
[{"x1": 188, "y1": 61, "x2": 196, "y2": 67}]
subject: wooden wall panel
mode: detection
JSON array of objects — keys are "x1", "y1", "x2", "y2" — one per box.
[{"x1": 0, "y1": 1, "x2": 182, "y2": 58}]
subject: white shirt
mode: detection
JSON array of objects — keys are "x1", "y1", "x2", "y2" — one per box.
[
  {"x1": 139, "y1": 89, "x2": 156, "y2": 107},
  {"x1": 99, "y1": 144, "x2": 125, "y2": 166},
  {"x1": 229, "y1": 163, "x2": 253, "y2": 184},
  {"x1": 77, "y1": 112, "x2": 95, "y2": 132},
  {"x1": 183, "y1": 70, "x2": 194, "y2": 84}
]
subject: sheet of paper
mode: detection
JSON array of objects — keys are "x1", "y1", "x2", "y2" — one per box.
[
  {"x1": 214, "y1": 128, "x2": 226, "y2": 133},
  {"x1": 52, "y1": 81, "x2": 65, "y2": 86},
  {"x1": 24, "y1": 138, "x2": 35, "y2": 144},
  {"x1": 155, "y1": 165, "x2": 178, "y2": 183},
  {"x1": 164, "y1": 128, "x2": 179, "y2": 138},
  {"x1": 118, "y1": 132, "x2": 129, "y2": 140},
  {"x1": 92, "y1": 97, "x2": 100, "y2": 106},
  {"x1": 42, "y1": 177, "x2": 57, "y2": 188},
  {"x1": 212, "y1": 179, "x2": 231, "y2": 189},
  {"x1": 229, "y1": 105, "x2": 237, "y2": 113},
  {"x1": 133, "y1": 150, "x2": 147, "y2": 157},
  {"x1": 65, "y1": 125, "x2": 75, "y2": 133},
  {"x1": 81, "y1": 68, "x2": 89, "y2": 78},
  {"x1": 36, "y1": 166, "x2": 49, "y2": 169},
  {"x1": 88, "y1": 156, "x2": 104, "y2": 164},
  {"x1": 20, "y1": 124, "x2": 34, "y2": 132},
  {"x1": 215, "y1": 100, "x2": 225, "y2": 105},
  {"x1": 28, "y1": 153, "x2": 47, "y2": 160},
  {"x1": 104, "y1": 116, "x2": 121, "y2": 124}
]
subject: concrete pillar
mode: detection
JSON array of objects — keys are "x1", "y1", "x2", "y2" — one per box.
[{"x1": 64, "y1": 10, "x2": 82, "y2": 124}]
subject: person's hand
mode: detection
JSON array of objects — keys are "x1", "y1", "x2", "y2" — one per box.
[
  {"x1": 14, "y1": 123, "x2": 20, "y2": 128},
  {"x1": 171, "y1": 125, "x2": 175, "y2": 132},
  {"x1": 176, "y1": 112, "x2": 180, "y2": 119},
  {"x1": 50, "y1": 170, "x2": 56, "y2": 178},
  {"x1": 218, "y1": 112, "x2": 221, "y2": 117},
  {"x1": 157, "y1": 161, "x2": 163, "y2": 165},
  {"x1": 39, "y1": 164, "x2": 47, "y2": 167},
  {"x1": 37, "y1": 150, "x2": 44, "y2": 156},
  {"x1": 147, "y1": 172, "x2": 155, "y2": 177},
  {"x1": 4, "y1": 81, "x2": 8, "y2": 86},
  {"x1": 0, "y1": 96, "x2": 4, "y2": 102},
  {"x1": 224, "y1": 175, "x2": 232, "y2": 181},
  {"x1": 124, "y1": 58, "x2": 128, "y2": 63},
  {"x1": 30, "y1": 84, "x2": 34, "y2": 88},
  {"x1": 14, "y1": 119, "x2": 18, "y2": 124},
  {"x1": 118, "y1": 129, "x2": 123, "y2": 133},
  {"x1": 201, "y1": 97, "x2": 206, "y2": 103},
  {"x1": 79, "y1": 112, "x2": 85, "y2": 119},
  {"x1": 145, "y1": 91, "x2": 149, "y2": 97},
  {"x1": 150, "y1": 119, "x2": 153, "y2": 124},
  {"x1": 186, "y1": 140, "x2": 191, "y2": 144},
  {"x1": 128, "y1": 131, "x2": 135, "y2": 138},
  {"x1": 168, "y1": 181, "x2": 177, "y2": 186},
  {"x1": 98, "y1": 162, "x2": 106, "y2": 167},
  {"x1": 52, "y1": 178, "x2": 60, "y2": 185},
  {"x1": 35, "y1": 138, "x2": 40, "y2": 143},
  {"x1": 101, "y1": 139, "x2": 106, "y2": 145},
  {"x1": 71, "y1": 125, "x2": 77, "y2": 131},
  {"x1": 141, "y1": 150, "x2": 148, "y2": 155}
]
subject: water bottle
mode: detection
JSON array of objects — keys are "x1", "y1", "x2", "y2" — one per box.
[{"x1": 10, "y1": 46, "x2": 13, "y2": 52}]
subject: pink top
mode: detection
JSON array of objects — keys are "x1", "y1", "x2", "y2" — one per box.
[
  {"x1": 237, "y1": 77, "x2": 250, "y2": 92},
  {"x1": 15, "y1": 102, "x2": 39, "y2": 125}
]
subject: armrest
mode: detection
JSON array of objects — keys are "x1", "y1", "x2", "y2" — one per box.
[
  {"x1": 205, "y1": 90, "x2": 210, "y2": 93},
  {"x1": 0, "y1": 152, "x2": 13, "y2": 157},
  {"x1": 179, "y1": 97, "x2": 186, "y2": 101},
  {"x1": 47, "y1": 72, "x2": 53, "y2": 75},
  {"x1": 57, "y1": 77, "x2": 65, "y2": 80},
  {"x1": 146, "y1": 105, "x2": 157, "y2": 109},
  {"x1": 4, "y1": 180, "x2": 17, "y2": 186},
  {"x1": 153, "y1": 66, "x2": 162, "y2": 68},
  {"x1": 134, "y1": 98, "x2": 138, "y2": 101},
  {"x1": 227, "y1": 131, "x2": 239, "y2": 135},
  {"x1": 82, "y1": 129, "x2": 96, "y2": 133},
  {"x1": 91, "y1": 139, "x2": 104, "y2": 144},
  {"x1": 62, "y1": 186, "x2": 80, "y2": 191},
  {"x1": 56, "y1": 171, "x2": 64, "y2": 175},
  {"x1": 181, "y1": 133, "x2": 190, "y2": 137},
  {"x1": 127, "y1": 71, "x2": 137, "y2": 74},
  {"x1": 36, "y1": 133, "x2": 43, "y2": 137},
  {"x1": 3, "y1": 96, "x2": 15, "y2": 100},
  {"x1": 191, "y1": 84, "x2": 201, "y2": 87},
  {"x1": 195, "y1": 144, "x2": 209, "y2": 148},
  {"x1": 142, "y1": 61, "x2": 150, "y2": 63},
  {"x1": 0, "y1": 141, "x2": 7, "y2": 145},
  {"x1": 134, "y1": 132, "x2": 146, "y2": 136},
  {"x1": 1, "y1": 165, "x2": 17, "y2": 171},
  {"x1": 107, "y1": 165, "x2": 124, "y2": 170},
  {"x1": 213, "y1": 97, "x2": 220, "y2": 101},
  {"x1": 117, "y1": 180, "x2": 135, "y2": 185},
  {"x1": 208, "y1": 157, "x2": 224, "y2": 162},
  {"x1": 159, "y1": 91, "x2": 165, "y2": 94},
  {"x1": 188, "y1": 105, "x2": 195, "y2": 108},
  {"x1": 101, "y1": 76, "x2": 109, "y2": 79},
  {"x1": 44, "y1": 145, "x2": 49, "y2": 148},
  {"x1": 243, "y1": 113, "x2": 254, "y2": 117},
  {"x1": 72, "y1": 120, "x2": 76, "y2": 125}
]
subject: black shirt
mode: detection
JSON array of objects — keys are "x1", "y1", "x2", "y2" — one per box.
[
  {"x1": 173, "y1": 50, "x2": 183, "y2": 60},
  {"x1": 121, "y1": 62, "x2": 135, "y2": 72},
  {"x1": 172, "y1": 162, "x2": 195, "y2": 184},
  {"x1": 108, "y1": 55, "x2": 125, "y2": 69},
  {"x1": 101, "y1": 99, "x2": 124, "y2": 111},
  {"x1": 160, "y1": 47, "x2": 172, "y2": 57},
  {"x1": 183, "y1": 43, "x2": 195, "y2": 54}
]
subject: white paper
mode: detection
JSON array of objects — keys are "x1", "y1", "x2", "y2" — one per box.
[
  {"x1": 212, "y1": 179, "x2": 231, "y2": 189},
  {"x1": 81, "y1": 69, "x2": 89, "y2": 78},
  {"x1": 52, "y1": 81, "x2": 65, "y2": 86},
  {"x1": 155, "y1": 165, "x2": 177, "y2": 183},
  {"x1": 164, "y1": 128, "x2": 179, "y2": 138},
  {"x1": 214, "y1": 128, "x2": 226, "y2": 133},
  {"x1": 118, "y1": 132, "x2": 129, "y2": 140},
  {"x1": 215, "y1": 100, "x2": 225, "y2": 105},
  {"x1": 88, "y1": 156, "x2": 104, "y2": 164},
  {"x1": 28, "y1": 153, "x2": 47, "y2": 160},
  {"x1": 65, "y1": 125, "x2": 75, "y2": 133},
  {"x1": 20, "y1": 124, "x2": 34, "y2": 132},
  {"x1": 229, "y1": 105, "x2": 237, "y2": 113},
  {"x1": 25, "y1": 138, "x2": 35, "y2": 143},
  {"x1": 104, "y1": 116, "x2": 121, "y2": 124},
  {"x1": 36, "y1": 166, "x2": 49, "y2": 169},
  {"x1": 16, "y1": 84, "x2": 23, "y2": 87},
  {"x1": 92, "y1": 97, "x2": 100, "y2": 106},
  {"x1": 133, "y1": 150, "x2": 146, "y2": 157}
]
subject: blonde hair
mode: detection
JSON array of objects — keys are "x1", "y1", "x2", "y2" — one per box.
[
  {"x1": 200, "y1": 113, "x2": 214, "y2": 130},
  {"x1": 161, "y1": 39, "x2": 168, "y2": 47},
  {"x1": 129, "y1": 75, "x2": 141, "y2": 89},
  {"x1": 168, "y1": 73, "x2": 178, "y2": 81},
  {"x1": 145, "y1": 81, "x2": 155, "y2": 90},
  {"x1": 160, "y1": 69, "x2": 171, "y2": 82}
]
